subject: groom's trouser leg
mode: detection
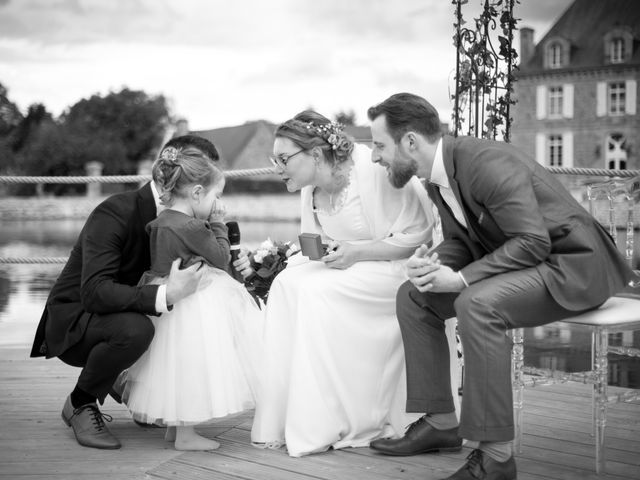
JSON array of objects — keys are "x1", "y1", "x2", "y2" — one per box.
[
  {"x1": 396, "y1": 281, "x2": 459, "y2": 414},
  {"x1": 59, "y1": 311, "x2": 154, "y2": 402},
  {"x1": 454, "y1": 267, "x2": 589, "y2": 442}
]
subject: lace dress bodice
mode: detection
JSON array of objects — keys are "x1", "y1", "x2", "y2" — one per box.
[{"x1": 314, "y1": 168, "x2": 372, "y2": 242}]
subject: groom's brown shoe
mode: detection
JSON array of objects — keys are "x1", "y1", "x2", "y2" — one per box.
[
  {"x1": 370, "y1": 416, "x2": 461, "y2": 456},
  {"x1": 61, "y1": 396, "x2": 121, "y2": 449},
  {"x1": 443, "y1": 449, "x2": 517, "y2": 480}
]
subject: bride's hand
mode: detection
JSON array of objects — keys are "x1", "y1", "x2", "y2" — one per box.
[{"x1": 322, "y1": 241, "x2": 357, "y2": 269}]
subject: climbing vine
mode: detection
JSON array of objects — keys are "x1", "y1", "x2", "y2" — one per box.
[{"x1": 452, "y1": 0, "x2": 520, "y2": 141}]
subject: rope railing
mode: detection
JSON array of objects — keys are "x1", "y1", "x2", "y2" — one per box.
[
  {"x1": 546, "y1": 167, "x2": 639, "y2": 178},
  {"x1": 0, "y1": 167, "x2": 638, "y2": 185},
  {"x1": 0, "y1": 257, "x2": 69, "y2": 264},
  {"x1": 1, "y1": 167, "x2": 639, "y2": 265},
  {"x1": 0, "y1": 167, "x2": 276, "y2": 185}
]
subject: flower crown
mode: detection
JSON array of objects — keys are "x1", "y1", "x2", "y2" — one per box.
[
  {"x1": 305, "y1": 121, "x2": 345, "y2": 150},
  {"x1": 159, "y1": 146, "x2": 179, "y2": 162}
]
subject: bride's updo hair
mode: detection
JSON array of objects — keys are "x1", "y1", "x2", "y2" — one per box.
[
  {"x1": 151, "y1": 145, "x2": 223, "y2": 206},
  {"x1": 275, "y1": 110, "x2": 354, "y2": 169}
]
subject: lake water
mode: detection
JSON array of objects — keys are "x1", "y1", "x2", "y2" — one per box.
[{"x1": 1, "y1": 219, "x2": 638, "y2": 388}]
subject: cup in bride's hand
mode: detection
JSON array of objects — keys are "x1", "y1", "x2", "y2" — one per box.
[{"x1": 298, "y1": 233, "x2": 328, "y2": 260}]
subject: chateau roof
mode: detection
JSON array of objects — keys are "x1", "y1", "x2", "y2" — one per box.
[
  {"x1": 521, "y1": 0, "x2": 640, "y2": 73},
  {"x1": 192, "y1": 120, "x2": 276, "y2": 167},
  {"x1": 192, "y1": 121, "x2": 371, "y2": 169}
]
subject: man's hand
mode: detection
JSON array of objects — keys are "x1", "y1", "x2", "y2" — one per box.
[
  {"x1": 406, "y1": 244, "x2": 465, "y2": 293},
  {"x1": 232, "y1": 248, "x2": 254, "y2": 279},
  {"x1": 165, "y1": 259, "x2": 204, "y2": 306}
]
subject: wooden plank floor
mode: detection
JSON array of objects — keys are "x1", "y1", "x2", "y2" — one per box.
[{"x1": 1, "y1": 346, "x2": 639, "y2": 480}]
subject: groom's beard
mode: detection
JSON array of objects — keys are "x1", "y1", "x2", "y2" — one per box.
[{"x1": 389, "y1": 156, "x2": 419, "y2": 188}]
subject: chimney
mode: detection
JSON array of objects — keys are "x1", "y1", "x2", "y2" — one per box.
[
  {"x1": 175, "y1": 118, "x2": 190, "y2": 136},
  {"x1": 519, "y1": 27, "x2": 534, "y2": 66}
]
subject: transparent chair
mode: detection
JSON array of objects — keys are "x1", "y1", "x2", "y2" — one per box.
[{"x1": 511, "y1": 174, "x2": 640, "y2": 474}]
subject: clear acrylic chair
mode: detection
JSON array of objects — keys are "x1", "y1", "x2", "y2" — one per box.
[{"x1": 511, "y1": 174, "x2": 640, "y2": 474}]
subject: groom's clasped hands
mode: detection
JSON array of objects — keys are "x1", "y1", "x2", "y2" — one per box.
[{"x1": 406, "y1": 245, "x2": 465, "y2": 293}]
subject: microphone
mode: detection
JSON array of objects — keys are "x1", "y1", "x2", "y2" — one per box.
[{"x1": 226, "y1": 221, "x2": 251, "y2": 282}]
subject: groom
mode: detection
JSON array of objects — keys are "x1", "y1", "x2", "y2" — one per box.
[
  {"x1": 366, "y1": 93, "x2": 633, "y2": 480},
  {"x1": 30, "y1": 135, "x2": 220, "y2": 450}
]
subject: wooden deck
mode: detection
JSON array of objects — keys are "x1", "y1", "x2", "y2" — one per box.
[{"x1": 1, "y1": 346, "x2": 639, "y2": 480}]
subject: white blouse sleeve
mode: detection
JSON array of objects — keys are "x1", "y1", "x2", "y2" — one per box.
[{"x1": 353, "y1": 144, "x2": 434, "y2": 248}]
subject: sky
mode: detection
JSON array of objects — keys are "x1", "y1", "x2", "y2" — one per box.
[{"x1": 0, "y1": 0, "x2": 573, "y2": 130}]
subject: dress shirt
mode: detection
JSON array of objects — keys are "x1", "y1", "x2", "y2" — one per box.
[
  {"x1": 429, "y1": 139, "x2": 467, "y2": 228},
  {"x1": 429, "y1": 139, "x2": 469, "y2": 288}
]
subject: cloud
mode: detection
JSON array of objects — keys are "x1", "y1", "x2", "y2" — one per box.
[
  {"x1": 0, "y1": 0, "x2": 575, "y2": 130},
  {"x1": 0, "y1": 0, "x2": 295, "y2": 47}
]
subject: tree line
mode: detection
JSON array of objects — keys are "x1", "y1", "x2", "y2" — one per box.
[
  {"x1": 0, "y1": 82, "x2": 359, "y2": 197},
  {"x1": 0, "y1": 83, "x2": 170, "y2": 196}
]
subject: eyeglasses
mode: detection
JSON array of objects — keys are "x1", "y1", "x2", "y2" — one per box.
[{"x1": 269, "y1": 149, "x2": 305, "y2": 169}]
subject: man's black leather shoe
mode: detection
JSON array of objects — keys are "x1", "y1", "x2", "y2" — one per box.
[
  {"x1": 443, "y1": 449, "x2": 517, "y2": 480},
  {"x1": 369, "y1": 416, "x2": 462, "y2": 455},
  {"x1": 61, "y1": 395, "x2": 121, "y2": 449}
]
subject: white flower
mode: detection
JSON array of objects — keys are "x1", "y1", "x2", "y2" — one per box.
[
  {"x1": 259, "y1": 238, "x2": 274, "y2": 250},
  {"x1": 160, "y1": 147, "x2": 178, "y2": 162},
  {"x1": 285, "y1": 243, "x2": 299, "y2": 257}
]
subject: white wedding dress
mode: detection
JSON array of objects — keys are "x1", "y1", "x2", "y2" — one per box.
[{"x1": 250, "y1": 155, "x2": 459, "y2": 457}]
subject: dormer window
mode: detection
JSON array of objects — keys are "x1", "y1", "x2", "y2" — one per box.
[
  {"x1": 543, "y1": 37, "x2": 570, "y2": 69},
  {"x1": 610, "y1": 37, "x2": 625, "y2": 63},
  {"x1": 604, "y1": 28, "x2": 633, "y2": 64},
  {"x1": 549, "y1": 43, "x2": 563, "y2": 68}
]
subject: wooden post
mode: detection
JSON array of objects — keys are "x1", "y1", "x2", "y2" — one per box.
[
  {"x1": 137, "y1": 159, "x2": 153, "y2": 188},
  {"x1": 84, "y1": 161, "x2": 103, "y2": 198}
]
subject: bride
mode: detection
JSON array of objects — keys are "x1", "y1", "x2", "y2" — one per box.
[{"x1": 248, "y1": 110, "x2": 459, "y2": 457}]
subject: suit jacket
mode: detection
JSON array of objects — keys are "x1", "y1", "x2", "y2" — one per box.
[
  {"x1": 430, "y1": 135, "x2": 633, "y2": 311},
  {"x1": 31, "y1": 183, "x2": 160, "y2": 358}
]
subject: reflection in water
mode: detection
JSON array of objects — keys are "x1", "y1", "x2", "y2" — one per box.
[
  {"x1": 1, "y1": 220, "x2": 638, "y2": 388},
  {"x1": 0, "y1": 219, "x2": 300, "y2": 348},
  {"x1": 524, "y1": 324, "x2": 639, "y2": 389},
  {"x1": 0, "y1": 276, "x2": 9, "y2": 314}
]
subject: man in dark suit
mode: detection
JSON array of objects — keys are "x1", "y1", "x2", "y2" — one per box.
[
  {"x1": 31, "y1": 135, "x2": 220, "y2": 450},
  {"x1": 366, "y1": 93, "x2": 633, "y2": 480}
]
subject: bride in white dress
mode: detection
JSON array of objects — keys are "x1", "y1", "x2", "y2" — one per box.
[{"x1": 249, "y1": 110, "x2": 459, "y2": 457}]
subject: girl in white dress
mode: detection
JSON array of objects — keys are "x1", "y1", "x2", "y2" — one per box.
[
  {"x1": 125, "y1": 145, "x2": 262, "y2": 451},
  {"x1": 250, "y1": 111, "x2": 459, "y2": 457}
]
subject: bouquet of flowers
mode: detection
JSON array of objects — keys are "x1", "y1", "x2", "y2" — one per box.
[{"x1": 244, "y1": 239, "x2": 299, "y2": 305}]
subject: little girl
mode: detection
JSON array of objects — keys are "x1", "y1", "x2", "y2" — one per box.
[{"x1": 124, "y1": 145, "x2": 263, "y2": 451}]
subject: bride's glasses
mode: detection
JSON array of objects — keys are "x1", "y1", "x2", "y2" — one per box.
[{"x1": 269, "y1": 149, "x2": 305, "y2": 169}]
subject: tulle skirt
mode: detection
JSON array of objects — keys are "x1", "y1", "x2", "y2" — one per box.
[{"x1": 124, "y1": 266, "x2": 264, "y2": 426}]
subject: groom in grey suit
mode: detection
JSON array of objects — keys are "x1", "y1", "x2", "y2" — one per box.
[{"x1": 366, "y1": 93, "x2": 633, "y2": 480}]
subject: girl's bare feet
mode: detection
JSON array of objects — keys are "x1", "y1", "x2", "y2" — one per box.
[{"x1": 174, "y1": 425, "x2": 220, "y2": 451}]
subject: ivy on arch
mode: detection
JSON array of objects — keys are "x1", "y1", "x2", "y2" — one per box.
[{"x1": 452, "y1": 0, "x2": 520, "y2": 141}]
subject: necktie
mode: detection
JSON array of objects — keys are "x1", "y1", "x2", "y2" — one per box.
[{"x1": 431, "y1": 183, "x2": 467, "y2": 228}]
